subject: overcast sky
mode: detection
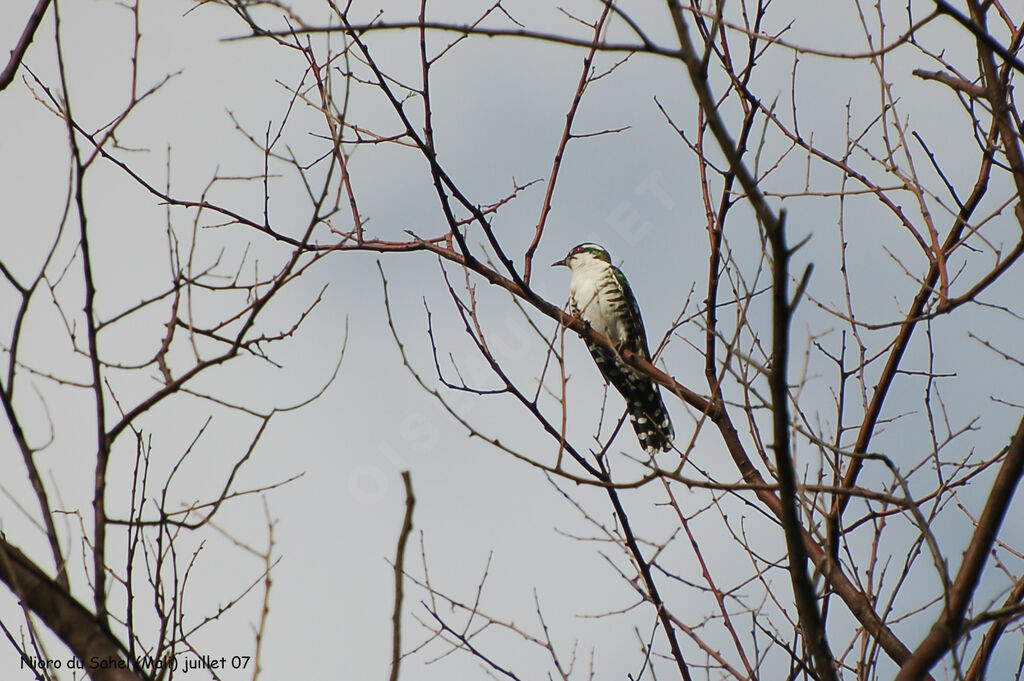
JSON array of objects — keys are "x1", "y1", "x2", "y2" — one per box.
[{"x1": 3, "y1": 1, "x2": 1024, "y2": 679}]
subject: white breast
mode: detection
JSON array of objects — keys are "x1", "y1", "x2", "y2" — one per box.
[{"x1": 570, "y1": 264, "x2": 627, "y2": 346}]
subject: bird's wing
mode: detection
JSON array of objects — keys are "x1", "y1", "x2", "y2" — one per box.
[{"x1": 612, "y1": 265, "x2": 653, "y2": 360}]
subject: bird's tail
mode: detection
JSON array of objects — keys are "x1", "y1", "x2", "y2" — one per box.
[
  {"x1": 624, "y1": 385, "x2": 675, "y2": 454},
  {"x1": 589, "y1": 343, "x2": 675, "y2": 453}
]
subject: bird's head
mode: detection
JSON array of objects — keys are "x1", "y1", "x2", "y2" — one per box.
[{"x1": 551, "y1": 243, "x2": 612, "y2": 271}]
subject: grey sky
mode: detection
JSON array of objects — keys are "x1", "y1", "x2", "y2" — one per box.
[{"x1": 3, "y1": 1, "x2": 1024, "y2": 679}]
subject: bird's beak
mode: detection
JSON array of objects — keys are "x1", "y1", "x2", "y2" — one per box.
[{"x1": 551, "y1": 257, "x2": 566, "y2": 267}]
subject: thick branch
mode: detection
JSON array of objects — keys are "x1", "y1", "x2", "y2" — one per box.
[
  {"x1": 0, "y1": 0, "x2": 51, "y2": 91},
  {"x1": 389, "y1": 471, "x2": 415, "y2": 681},
  {"x1": 768, "y1": 213, "x2": 836, "y2": 681},
  {"x1": 0, "y1": 537, "x2": 143, "y2": 681},
  {"x1": 895, "y1": 413, "x2": 1024, "y2": 681},
  {"x1": 964, "y1": 575, "x2": 1024, "y2": 681}
]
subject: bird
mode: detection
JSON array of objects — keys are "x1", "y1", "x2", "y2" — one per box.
[{"x1": 552, "y1": 243, "x2": 675, "y2": 453}]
